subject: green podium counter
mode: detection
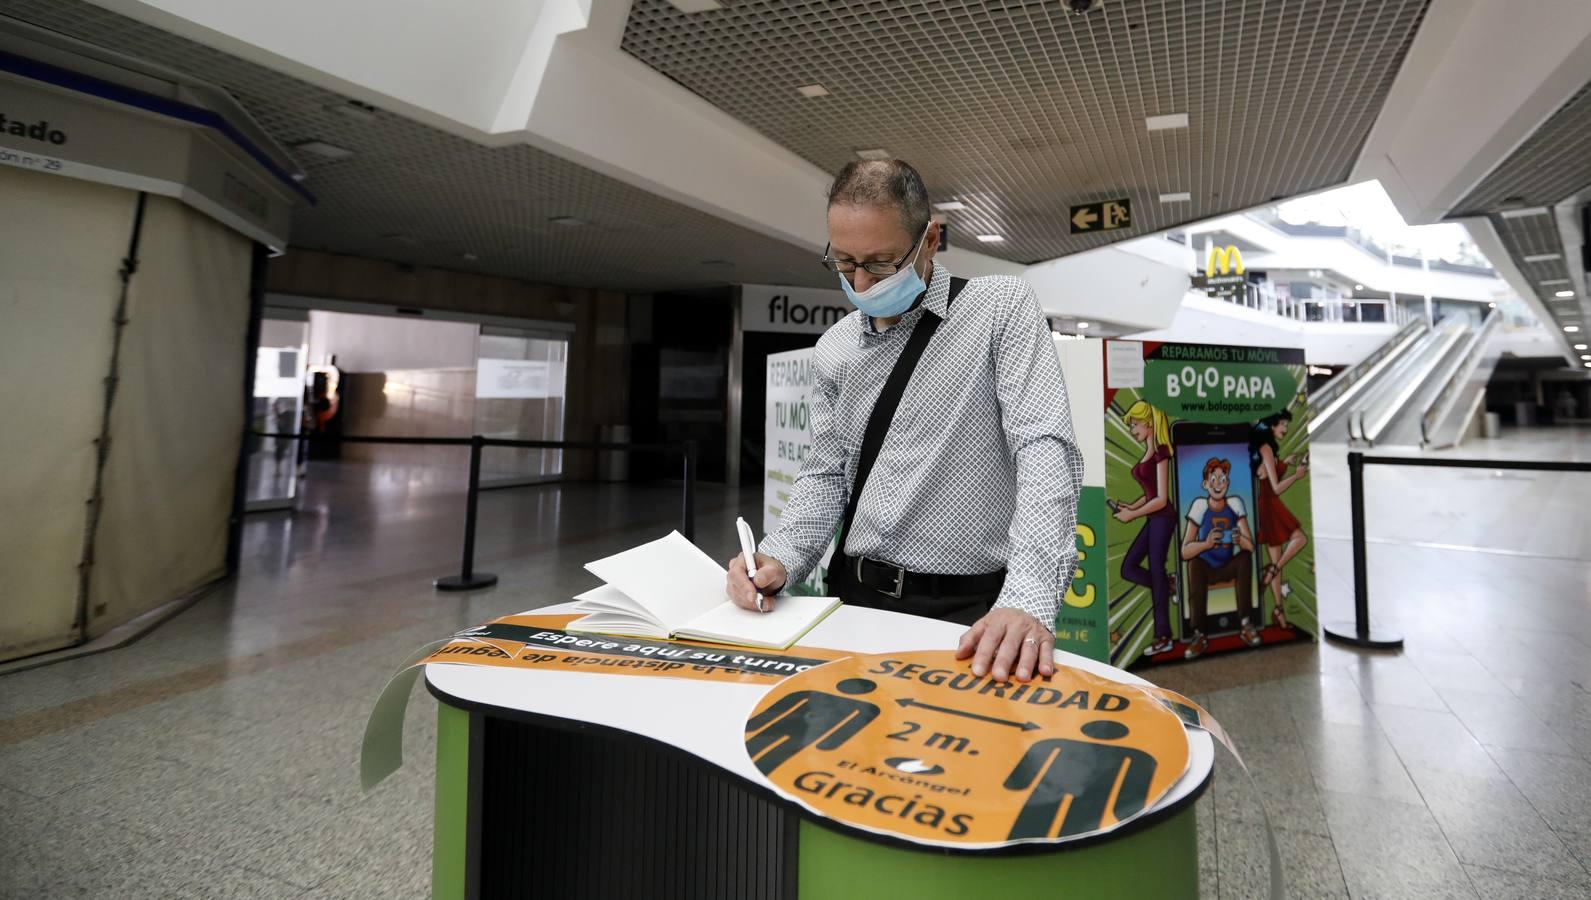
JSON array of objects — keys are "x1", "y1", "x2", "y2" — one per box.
[{"x1": 423, "y1": 603, "x2": 1213, "y2": 899}]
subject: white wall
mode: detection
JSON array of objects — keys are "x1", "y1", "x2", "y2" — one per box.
[
  {"x1": 1244, "y1": 242, "x2": 1507, "y2": 302},
  {"x1": 1125, "y1": 294, "x2": 1401, "y2": 368},
  {"x1": 95, "y1": 0, "x2": 549, "y2": 133},
  {"x1": 307, "y1": 310, "x2": 478, "y2": 372},
  {"x1": 1024, "y1": 243, "x2": 1195, "y2": 331}
]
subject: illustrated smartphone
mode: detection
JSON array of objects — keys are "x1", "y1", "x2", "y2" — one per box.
[{"x1": 1171, "y1": 422, "x2": 1257, "y2": 639}]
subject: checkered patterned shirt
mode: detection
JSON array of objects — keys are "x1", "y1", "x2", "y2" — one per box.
[{"x1": 760, "y1": 264, "x2": 1083, "y2": 626}]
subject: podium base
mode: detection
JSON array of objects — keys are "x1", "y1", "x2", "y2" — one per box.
[
  {"x1": 1322, "y1": 621, "x2": 1403, "y2": 650},
  {"x1": 435, "y1": 573, "x2": 498, "y2": 591}
]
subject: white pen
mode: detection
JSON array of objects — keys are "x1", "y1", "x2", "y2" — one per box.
[{"x1": 735, "y1": 517, "x2": 765, "y2": 613}]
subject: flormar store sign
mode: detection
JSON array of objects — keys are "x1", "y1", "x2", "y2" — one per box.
[{"x1": 741, "y1": 284, "x2": 853, "y2": 335}]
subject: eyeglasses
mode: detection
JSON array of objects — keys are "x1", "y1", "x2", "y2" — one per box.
[{"x1": 820, "y1": 231, "x2": 927, "y2": 277}]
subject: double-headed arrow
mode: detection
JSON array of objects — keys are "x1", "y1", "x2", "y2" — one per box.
[{"x1": 897, "y1": 697, "x2": 1039, "y2": 731}]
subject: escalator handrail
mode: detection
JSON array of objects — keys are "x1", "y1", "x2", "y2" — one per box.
[
  {"x1": 1419, "y1": 310, "x2": 1502, "y2": 444},
  {"x1": 1311, "y1": 318, "x2": 1426, "y2": 411},
  {"x1": 1308, "y1": 318, "x2": 1428, "y2": 437},
  {"x1": 1358, "y1": 324, "x2": 1468, "y2": 445}
]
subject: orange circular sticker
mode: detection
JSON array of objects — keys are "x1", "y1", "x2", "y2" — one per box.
[{"x1": 744, "y1": 650, "x2": 1190, "y2": 847}]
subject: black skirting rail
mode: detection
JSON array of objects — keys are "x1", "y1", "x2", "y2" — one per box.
[
  {"x1": 1327, "y1": 451, "x2": 1591, "y2": 650},
  {"x1": 251, "y1": 431, "x2": 697, "y2": 591}
]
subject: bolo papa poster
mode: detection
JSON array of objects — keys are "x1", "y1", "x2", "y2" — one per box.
[{"x1": 1055, "y1": 340, "x2": 1317, "y2": 670}]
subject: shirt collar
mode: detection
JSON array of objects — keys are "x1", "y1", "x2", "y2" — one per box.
[
  {"x1": 922, "y1": 263, "x2": 953, "y2": 317},
  {"x1": 860, "y1": 263, "x2": 955, "y2": 340}
]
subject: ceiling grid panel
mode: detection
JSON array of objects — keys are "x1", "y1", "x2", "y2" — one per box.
[
  {"x1": 1299, "y1": 0, "x2": 1372, "y2": 197},
  {"x1": 624, "y1": 0, "x2": 1431, "y2": 263},
  {"x1": 1454, "y1": 83, "x2": 1591, "y2": 215},
  {"x1": 1451, "y1": 66, "x2": 1591, "y2": 336}
]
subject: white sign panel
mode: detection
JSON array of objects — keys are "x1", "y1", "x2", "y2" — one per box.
[
  {"x1": 476, "y1": 358, "x2": 562, "y2": 399},
  {"x1": 764, "y1": 347, "x2": 836, "y2": 594},
  {"x1": 742, "y1": 284, "x2": 853, "y2": 334},
  {"x1": 1054, "y1": 338, "x2": 1104, "y2": 490},
  {"x1": 1105, "y1": 339, "x2": 1146, "y2": 389},
  {"x1": 253, "y1": 347, "x2": 303, "y2": 399}
]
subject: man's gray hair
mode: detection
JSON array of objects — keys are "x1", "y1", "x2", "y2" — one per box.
[{"x1": 826, "y1": 159, "x2": 932, "y2": 237}]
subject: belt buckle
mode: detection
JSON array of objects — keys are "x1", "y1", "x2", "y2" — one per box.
[{"x1": 857, "y1": 555, "x2": 906, "y2": 599}]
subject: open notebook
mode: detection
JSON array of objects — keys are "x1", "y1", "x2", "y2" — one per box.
[{"x1": 567, "y1": 531, "x2": 841, "y2": 650}]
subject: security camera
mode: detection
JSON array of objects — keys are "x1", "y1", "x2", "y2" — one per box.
[{"x1": 1067, "y1": 0, "x2": 1099, "y2": 14}]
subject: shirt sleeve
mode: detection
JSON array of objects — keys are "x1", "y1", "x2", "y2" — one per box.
[
  {"x1": 1229, "y1": 496, "x2": 1247, "y2": 518},
  {"x1": 990, "y1": 280, "x2": 1084, "y2": 628},
  {"x1": 1186, "y1": 498, "x2": 1208, "y2": 525},
  {"x1": 759, "y1": 346, "x2": 850, "y2": 587}
]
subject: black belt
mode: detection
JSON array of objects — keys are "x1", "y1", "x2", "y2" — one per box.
[{"x1": 834, "y1": 552, "x2": 1006, "y2": 600}]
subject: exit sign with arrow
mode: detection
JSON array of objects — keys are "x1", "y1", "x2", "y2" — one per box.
[{"x1": 1070, "y1": 198, "x2": 1132, "y2": 234}]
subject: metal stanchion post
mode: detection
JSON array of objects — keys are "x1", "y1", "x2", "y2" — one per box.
[
  {"x1": 681, "y1": 440, "x2": 696, "y2": 542},
  {"x1": 436, "y1": 435, "x2": 499, "y2": 591},
  {"x1": 1324, "y1": 451, "x2": 1402, "y2": 649}
]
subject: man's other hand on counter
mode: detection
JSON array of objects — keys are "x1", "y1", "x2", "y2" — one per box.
[{"x1": 955, "y1": 608, "x2": 1055, "y2": 683}]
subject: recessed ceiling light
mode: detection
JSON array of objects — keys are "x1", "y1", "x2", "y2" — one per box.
[
  {"x1": 1500, "y1": 207, "x2": 1550, "y2": 219},
  {"x1": 934, "y1": 201, "x2": 968, "y2": 211},
  {"x1": 1575, "y1": 344, "x2": 1588, "y2": 350},
  {"x1": 1556, "y1": 290, "x2": 1576, "y2": 298},
  {"x1": 292, "y1": 140, "x2": 353, "y2": 160},
  {"x1": 796, "y1": 83, "x2": 830, "y2": 98},
  {"x1": 855, "y1": 148, "x2": 892, "y2": 160},
  {"x1": 1077, "y1": 321, "x2": 1091, "y2": 329},
  {"x1": 1159, "y1": 192, "x2": 1191, "y2": 203},
  {"x1": 665, "y1": 0, "x2": 722, "y2": 11},
  {"x1": 1524, "y1": 253, "x2": 1563, "y2": 263},
  {"x1": 1488, "y1": 302, "x2": 1497, "y2": 308},
  {"x1": 1542, "y1": 279, "x2": 1571, "y2": 286},
  {"x1": 1566, "y1": 325, "x2": 1581, "y2": 332},
  {"x1": 462, "y1": 252, "x2": 479, "y2": 261},
  {"x1": 327, "y1": 102, "x2": 377, "y2": 123},
  {"x1": 1582, "y1": 355, "x2": 1591, "y2": 361},
  {"x1": 1355, "y1": 284, "x2": 1365, "y2": 290},
  {"x1": 549, "y1": 216, "x2": 586, "y2": 226},
  {"x1": 976, "y1": 234, "x2": 1005, "y2": 243},
  {"x1": 1145, "y1": 113, "x2": 1189, "y2": 131}
]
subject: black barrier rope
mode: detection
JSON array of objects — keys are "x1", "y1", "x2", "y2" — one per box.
[
  {"x1": 1326, "y1": 451, "x2": 1591, "y2": 650},
  {"x1": 250, "y1": 431, "x2": 698, "y2": 591}
]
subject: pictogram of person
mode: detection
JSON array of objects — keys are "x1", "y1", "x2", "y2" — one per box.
[
  {"x1": 745, "y1": 678, "x2": 880, "y2": 775},
  {"x1": 1001, "y1": 720, "x2": 1157, "y2": 839}
]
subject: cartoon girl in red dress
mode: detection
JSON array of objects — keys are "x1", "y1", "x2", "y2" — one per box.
[{"x1": 1250, "y1": 409, "x2": 1308, "y2": 629}]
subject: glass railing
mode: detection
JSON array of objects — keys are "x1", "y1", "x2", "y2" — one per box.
[{"x1": 1207, "y1": 280, "x2": 1411, "y2": 327}]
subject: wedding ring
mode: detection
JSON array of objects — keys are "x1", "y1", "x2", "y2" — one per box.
[
  {"x1": 1023, "y1": 637, "x2": 1036, "y2": 645},
  {"x1": 755, "y1": 595, "x2": 765, "y2": 613}
]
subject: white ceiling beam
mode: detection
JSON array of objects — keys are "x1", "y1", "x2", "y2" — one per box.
[{"x1": 1354, "y1": 0, "x2": 1591, "y2": 225}]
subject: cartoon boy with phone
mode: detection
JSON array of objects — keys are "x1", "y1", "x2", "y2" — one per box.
[{"x1": 1179, "y1": 458, "x2": 1259, "y2": 658}]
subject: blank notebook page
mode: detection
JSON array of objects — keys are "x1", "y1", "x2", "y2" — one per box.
[
  {"x1": 676, "y1": 593, "x2": 840, "y2": 648},
  {"x1": 583, "y1": 531, "x2": 728, "y2": 633}
]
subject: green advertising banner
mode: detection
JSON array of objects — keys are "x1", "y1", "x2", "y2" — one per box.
[
  {"x1": 1054, "y1": 485, "x2": 1108, "y2": 660},
  {"x1": 1103, "y1": 340, "x2": 1317, "y2": 670}
]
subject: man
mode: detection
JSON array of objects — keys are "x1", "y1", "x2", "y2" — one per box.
[
  {"x1": 724, "y1": 159, "x2": 1082, "y2": 684},
  {"x1": 1178, "y1": 458, "x2": 1260, "y2": 658}
]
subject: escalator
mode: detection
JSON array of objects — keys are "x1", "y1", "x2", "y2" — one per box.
[{"x1": 1309, "y1": 311, "x2": 1501, "y2": 448}]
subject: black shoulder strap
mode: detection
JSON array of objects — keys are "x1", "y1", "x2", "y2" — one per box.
[{"x1": 838, "y1": 276, "x2": 969, "y2": 550}]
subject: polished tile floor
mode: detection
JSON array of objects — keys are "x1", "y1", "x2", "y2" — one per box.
[{"x1": 1, "y1": 427, "x2": 1589, "y2": 898}]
